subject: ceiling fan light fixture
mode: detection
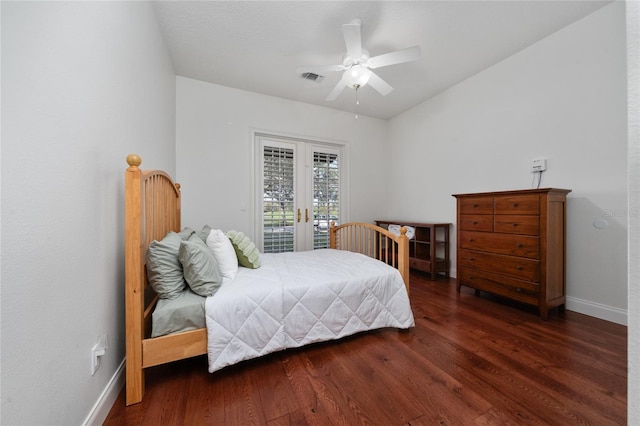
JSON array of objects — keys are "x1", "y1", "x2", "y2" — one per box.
[
  {"x1": 343, "y1": 64, "x2": 371, "y2": 89},
  {"x1": 299, "y1": 18, "x2": 420, "y2": 101}
]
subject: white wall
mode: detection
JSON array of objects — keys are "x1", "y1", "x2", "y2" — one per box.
[
  {"x1": 1, "y1": 2, "x2": 176, "y2": 424},
  {"x1": 0, "y1": 1, "x2": 633, "y2": 423},
  {"x1": 388, "y1": 2, "x2": 628, "y2": 324},
  {"x1": 176, "y1": 77, "x2": 390, "y2": 239}
]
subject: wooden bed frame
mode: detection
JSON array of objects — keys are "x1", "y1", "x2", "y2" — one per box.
[{"x1": 124, "y1": 154, "x2": 410, "y2": 405}]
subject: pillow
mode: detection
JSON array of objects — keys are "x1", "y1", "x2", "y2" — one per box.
[
  {"x1": 178, "y1": 233, "x2": 222, "y2": 297},
  {"x1": 388, "y1": 224, "x2": 415, "y2": 240},
  {"x1": 226, "y1": 230, "x2": 261, "y2": 269},
  {"x1": 145, "y1": 231, "x2": 187, "y2": 299},
  {"x1": 178, "y1": 227, "x2": 196, "y2": 240},
  {"x1": 197, "y1": 225, "x2": 212, "y2": 243},
  {"x1": 206, "y1": 229, "x2": 238, "y2": 283}
]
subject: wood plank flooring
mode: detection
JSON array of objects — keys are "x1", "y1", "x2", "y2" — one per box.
[{"x1": 104, "y1": 272, "x2": 627, "y2": 425}]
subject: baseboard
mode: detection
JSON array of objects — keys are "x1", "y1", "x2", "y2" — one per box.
[
  {"x1": 566, "y1": 296, "x2": 628, "y2": 326},
  {"x1": 82, "y1": 358, "x2": 125, "y2": 426}
]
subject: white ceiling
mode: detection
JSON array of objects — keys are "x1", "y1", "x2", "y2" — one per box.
[{"x1": 152, "y1": 1, "x2": 612, "y2": 120}]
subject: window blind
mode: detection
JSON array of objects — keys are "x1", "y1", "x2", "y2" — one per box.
[{"x1": 263, "y1": 146, "x2": 295, "y2": 253}]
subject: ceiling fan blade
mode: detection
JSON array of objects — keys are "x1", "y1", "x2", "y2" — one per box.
[
  {"x1": 342, "y1": 19, "x2": 362, "y2": 59},
  {"x1": 367, "y1": 46, "x2": 421, "y2": 69},
  {"x1": 296, "y1": 64, "x2": 345, "y2": 75},
  {"x1": 326, "y1": 79, "x2": 347, "y2": 101},
  {"x1": 367, "y1": 71, "x2": 393, "y2": 96}
]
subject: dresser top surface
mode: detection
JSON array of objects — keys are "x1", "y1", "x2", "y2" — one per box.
[
  {"x1": 375, "y1": 220, "x2": 452, "y2": 227},
  {"x1": 452, "y1": 188, "x2": 572, "y2": 198}
]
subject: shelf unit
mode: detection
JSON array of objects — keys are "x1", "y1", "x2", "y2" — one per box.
[{"x1": 375, "y1": 220, "x2": 451, "y2": 278}]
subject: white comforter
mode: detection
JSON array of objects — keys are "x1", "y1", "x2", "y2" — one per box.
[{"x1": 205, "y1": 249, "x2": 414, "y2": 373}]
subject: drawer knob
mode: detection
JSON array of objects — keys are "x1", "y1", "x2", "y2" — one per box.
[
  {"x1": 512, "y1": 223, "x2": 518, "y2": 227},
  {"x1": 468, "y1": 257, "x2": 475, "y2": 261},
  {"x1": 517, "y1": 243, "x2": 524, "y2": 248},
  {"x1": 513, "y1": 203, "x2": 519, "y2": 207},
  {"x1": 515, "y1": 288, "x2": 522, "y2": 292},
  {"x1": 469, "y1": 238, "x2": 475, "y2": 242},
  {"x1": 516, "y1": 266, "x2": 523, "y2": 270},
  {"x1": 472, "y1": 221, "x2": 478, "y2": 225}
]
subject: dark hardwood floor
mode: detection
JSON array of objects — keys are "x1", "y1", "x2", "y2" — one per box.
[{"x1": 104, "y1": 272, "x2": 627, "y2": 425}]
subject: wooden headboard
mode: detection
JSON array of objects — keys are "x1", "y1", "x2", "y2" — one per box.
[
  {"x1": 124, "y1": 154, "x2": 207, "y2": 405},
  {"x1": 125, "y1": 153, "x2": 181, "y2": 334}
]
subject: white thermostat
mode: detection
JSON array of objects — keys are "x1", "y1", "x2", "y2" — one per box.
[{"x1": 531, "y1": 157, "x2": 547, "y2": 172}]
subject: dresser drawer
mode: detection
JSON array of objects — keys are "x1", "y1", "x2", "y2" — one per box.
[
  {"x1": 458, "y1": 249, "x2": 540, "y2": 282},
  {"x1": 459, "y1": 215, "x2": 493, "y2": 232},
  {"x1": 458, "y1": 268, "x2": 540, "y2": 305},
  {"x1": 459, "y1": 231, "x2": 540, "y2": 259},
  {"x1": 494, "y1": 215, "x2": 540, "y2": 236},
  {"x1": 458, "y1": 197, "x2": 494, "y2": 214},
  {"x1": 495, "y1": 195, "x2": 539, "y2": 214}
]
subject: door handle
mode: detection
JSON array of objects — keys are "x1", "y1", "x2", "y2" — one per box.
[
  {"x1": 297, "y1": 208, "x2": 301, "y2": 223},
  {"x1": 305, "y1": 208, "x2": 309, "y2": 223}
]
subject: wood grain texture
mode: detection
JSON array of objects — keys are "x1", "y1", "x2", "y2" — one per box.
[
  {"x1": 142, "y1": 328, "x2": 207, "y2": 368},
  {"x1": 124, "y1": 156, "x2": 184, "y2": 405},
  {"x1": 455, "y1": 189, "x2": 570, "y2": 319},
  {"x1": 105, "y1": 272, "x2": 626, "y2": 425}
]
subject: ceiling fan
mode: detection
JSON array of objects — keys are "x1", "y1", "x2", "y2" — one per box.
[{"x1": 297, "y1": 19, "x2": 421, "y2": 101}]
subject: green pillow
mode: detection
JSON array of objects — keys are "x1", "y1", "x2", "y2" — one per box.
[
  {"x1": 178, "y1": 227, "x2": 196, "y2": 240},
  {"x1": 146, "y1": 231, "x2": 187, "y2": 299},
  {"x1": 226, "y1": 230, "x2": 261, "y2": 269},
  {"x1": 178, "y1": 233, "x2": 223, "y2": 297}
]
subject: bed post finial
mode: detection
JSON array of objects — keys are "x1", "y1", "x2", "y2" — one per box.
[{"x1": 126, "y1": 154, "x2": 142, "y2": 168}]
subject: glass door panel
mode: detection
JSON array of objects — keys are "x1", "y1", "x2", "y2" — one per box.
[
  {"x1": 262, "y1": 144, "x2": 295, "y2": 253},
  {"x1": 257, "y1": 135, "x2": 343, "y2": 252}
]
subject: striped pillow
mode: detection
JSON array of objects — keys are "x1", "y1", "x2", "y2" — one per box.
[{"x1": 226, "y1": 230, "x2": 261, "y2": 269}]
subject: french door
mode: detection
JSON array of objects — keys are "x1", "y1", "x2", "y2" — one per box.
[{"x1": 256, "y1": 134, "x2": 343, "y2": 253}]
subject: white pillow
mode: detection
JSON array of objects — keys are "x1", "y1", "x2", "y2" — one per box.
[
  {"x1": 206, "y1": 229, "x2": 238, "y2": 283},
  {"x1": 388, "y1": 224, "x2": 415, "y2": 240}
]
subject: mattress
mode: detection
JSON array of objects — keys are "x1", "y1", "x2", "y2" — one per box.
[{"x1": 205, "y1": 249, "x2": 414, "y2": 373}]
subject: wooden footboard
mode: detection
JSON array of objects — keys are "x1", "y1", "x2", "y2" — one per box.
[{"x1": 329, "y1": 222, "x2": 410, "y2": 293}]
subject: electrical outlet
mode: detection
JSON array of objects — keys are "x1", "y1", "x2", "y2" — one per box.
[
  {"x1": 531, "y1": 157, "x2": 547, "y2": 172},
  {"x1": 91, "y1": 335, "x2": 108, "y2": 376}
]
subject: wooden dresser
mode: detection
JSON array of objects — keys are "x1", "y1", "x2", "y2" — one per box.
[{"x1": 453, "y1": 188, "x2": 571, "y2": 319}]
